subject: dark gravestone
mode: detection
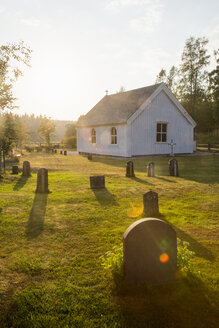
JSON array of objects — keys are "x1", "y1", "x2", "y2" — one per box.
[
  {"x1": 64, "y1": 150, "x2": 67, "y2": 156},
  {"x1": 12, "y1": 165, "x2": 19, "y2": 175},
  {"x1": 123, "y1": 218, "x2": 177, "y2": 285},
  {"x1": 51, "y1": 149, "x2": 54, "y2": 153},
  {"x1": 23, "y1": 161, "x2": 31, "y2": 177},
  {"x1": 60, "y1": 150, "x2": 63, "y2": 155},
  {"x1": 169, "y1": 158, "x2": 179, "y2": 177},
  {"x1": 90, "y1": 176, "x2": 105, "y2": 189},
  {"x1": 36, "y1": 168, "x2": 49, "y2": 193},
  {"x1": 88, "y1": 153, "x2": 92, "y2": 160},
  {"x1": 147, "y1": 162, "x2": 155, "y2": 177},
  {"x1": 54, "y1": 149, "x2": 57, "y2": 154},
  {"x1": 143, "y1": 190, "x2": 159, "y2": 216},
  {"x1": 126, "y1": 161, "x2": 135, "y2": 177}
]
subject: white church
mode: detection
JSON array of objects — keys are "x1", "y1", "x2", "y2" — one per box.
[{"x1": 76, "y1": 83, "x2": 196, "y2": 157}]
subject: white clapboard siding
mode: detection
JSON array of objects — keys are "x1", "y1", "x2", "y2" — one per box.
[{"x1": 129, "y1": 91, "x2": 194, "y2": 156}]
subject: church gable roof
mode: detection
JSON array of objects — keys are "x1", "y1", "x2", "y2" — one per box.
[{"x1": 77, "y1": 83, "x2": 162, "y2": 127}]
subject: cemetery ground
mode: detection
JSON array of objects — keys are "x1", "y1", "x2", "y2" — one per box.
[{"x1": 0, "y1": 152, "x2": 218, "y2": 328}]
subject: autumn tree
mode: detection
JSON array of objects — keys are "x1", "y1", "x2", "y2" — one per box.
[{"x1": 38, "y1": 117, "x2": 56, "y2": 146}]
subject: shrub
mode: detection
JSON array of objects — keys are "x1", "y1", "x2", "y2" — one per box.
[{"x1": 177, "y1": 238, "x2": 194, "y2": 272}]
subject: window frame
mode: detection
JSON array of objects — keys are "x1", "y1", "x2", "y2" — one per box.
[
  {"x1": 156, "y1": 122, "x2": 167, "y2": 143},
  {"x1": 91, "y1": 128, "x2": 96, "y2": 144},
  {"x1": 111, "y1": 127, "x2": 117, "y2": 145}
]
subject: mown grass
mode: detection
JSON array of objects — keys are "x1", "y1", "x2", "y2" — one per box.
[{"x1": 0, "y1": 152, "x2": 219, "y2": 327}]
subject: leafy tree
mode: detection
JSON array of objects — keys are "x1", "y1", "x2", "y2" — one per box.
[
  {"x1": 65, "y1": 123, "x2": 76, "y2": 138},
  {"x1": 38, "y1": 117, "x2": 56, "y2": 146},
  {"x1": 0, "y1": 41, "x2": 32, "y2": 110},
  {"x1": 155, "y1": 69, "x2": 166, "y2": 84},
  {"x1": 208, "y1": 49, "x2": 219, "y2": 126}
]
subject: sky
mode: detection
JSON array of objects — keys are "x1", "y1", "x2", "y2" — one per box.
[{"x1": 0, "y1": 0, "x2": 218, "y2": 121}]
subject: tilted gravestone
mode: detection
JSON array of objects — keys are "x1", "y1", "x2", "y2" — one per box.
[
  {"x1": 12, "y1": 165, "x2": 19, "y2": 175},
  {"x1": 64, "y1": 150, "x2": 67, "y2": 156},
  {"x1": 147, "y1": 162, "x2": 155, "y2": 177},
  {"x1": 36, "y1": 168, "x2": 49, "y2": 193},
  {"x1": 88, "y1": 153, "x2": 92, "y2": 160},
  {"x1": 143, "y1": 190, "x2": 159, "y2": 216},
  {"x1": 90, "y1": 176, "x2": 105, "y2": 189},
  {"x1": 123, "y1": 218, "x2": 177, "y2": 285},
  {"x1": 22, "y1": 161, "x2": 31, "y2": 176},
  {"x1": 169, "y1": 158, "x2": 179, "y2": 177},
  {"x1": 126, "y1": 161, "x2": 135, "y2": 177}
]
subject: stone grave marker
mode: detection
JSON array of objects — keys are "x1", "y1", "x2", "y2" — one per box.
[
  {"x1": 60, "y1": 150, "x2": 63, "y2": 155},
  {"x1": 64, "y1": 150, "x2": 67, "y2": 156},
  {"x1": 169, "y1": 158, "x2": 179, "y2": 176},
  {"x1": 123, "y1": 218, "x2": 177, "y2": 284},
  {"x1": 126, "y1": 161, "x2": 135, "y2": 177},
  {"x1": 88, "y1": 153, "x2": 92, "y2": 160},
  {"x1": 90, "y1": 175, "x2": 105, "y2": 189},
  {"x1": 36, "y1": 168, "x2": 49, "y2": 193},
  {"x1": 143, "y1": 190, "x2": 159, "y2": 216},
  {"x1": 23, "y1": 161, "x2": 31, "y2": 176},
  {"x1": 12, "y1": 165, "x2": 19, "y2": 175},
  {"x1": 54, "y1": 149, "x2": 57, "y2": 153},
  {"x1": 147, "y1": 162, "x2": 155, "y2": 177}
]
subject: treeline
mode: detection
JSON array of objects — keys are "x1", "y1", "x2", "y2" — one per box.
[{"x1": 155, "y1": 36, "x2": 219, "y2": 136}]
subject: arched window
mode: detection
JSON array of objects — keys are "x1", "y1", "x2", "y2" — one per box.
[
  {"x1": 111, "y1": 127, "x2": 117, "y2": 144},
  {"x1": 91, "y1": 128, "x2": 96, "y2": 144}
]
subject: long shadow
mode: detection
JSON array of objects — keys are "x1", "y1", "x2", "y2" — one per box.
[
  {"x1": 154, "y1": 176, "x2": 176, "y2": 183},
  {"x1": 26, "y1": 193, "x2": 48, "y2": 238},
  {"x1": 130, "y1": 177, "x2": 154, "y2": 186},
  {"x1": 92, "y1": 188, "x2": 119, "y2": 206},
  {"x1": 13, "y1": 175, "x2": 29, "y2": 191},
  {"x1": 115, "y1": 273, "x2": 218, "y2": 328},
  {"x1": 161, "y1": 217, "x2": 215, "y2": 261}
]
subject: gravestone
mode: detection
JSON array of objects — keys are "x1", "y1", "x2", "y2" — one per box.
[
  {"x1": 147, "y1": 162, "x2": 155, "y2": 177},
  {"x1": 123, "y1": 218, "x2": 177, "y2": 285},
  {"x1": 54, "y1": 149, "x2": 57, "y2": 153},
  {"x1": 143, "y1": 190, "x2": 159, "y2": 216},
  {"x1": 60, "y1": 150, "x2": 63, "y2": 155},
  {"x1": 51, "y1": 149, "x2": 54, "y2": 153},
  {"x1": 90, "y1": 176, "x2": 105, "y2": 189},
  {"x1": 88, "y1": 153, "x2": 92, "y2": 160},
  {"x1": 64, "y1": 150, "x2": 67, "y2": 156},
  {"x1": 22, "y1": 161, "x2": 31, "y2": 176},
  {"x1": 12, "y1": 165, "x2": 19, "y2": 175},
  {"x1": 36, "y1": 168, "x2": 49, "y2": 193},
  {"x1": 126, "y1": 161, "x2": 135, "y2": 177},
  {"x1": 169, "y1": 158, "x2": 179, "y2": 177}
]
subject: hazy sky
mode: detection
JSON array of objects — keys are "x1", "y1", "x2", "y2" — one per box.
[{"x1": 0, "y1": 0, "x2": 218, "y2": 121}]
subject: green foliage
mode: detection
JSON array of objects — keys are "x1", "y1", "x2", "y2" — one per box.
[
  {"x1": 177, "y1": 238, "x2": 195, "y2": 272},
  {"x1": 38, "y1": 116, "x2": 56, "y2": 146},
  {"x1": 65, "y1": 123, "x2": 76, "y2": 138},
  {"x1": 63, "y1": 135, "x2": 77, "y2": 149},
  {"x1": 101, "y1": 245, "x2": 123, "y2": 279}
]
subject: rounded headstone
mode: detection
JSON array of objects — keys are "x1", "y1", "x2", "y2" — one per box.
[
  {"x1": 123, "y1": 218, "x2": 177, "y2": 285},
  {"x1": 143, "y1": 190, "x2": 159, "y2": 216},
  {"x1": 169, "y1": 158, "x2": 179, "y2": 176},
  {"x1": 147, "y1": 162, "x2": 155, "y2": 177},
  {"x1": 126, "y1": 161, "x2": 135, "y2": 177},
  {"x1": 64, "y1": 150, "x2": 67, "y2": 156},
  {"x1": 60, "y1": 150, "x2": 63, "y2": 155},
  {"x1": 22, "y1": 161, "x2": 31, "y2": 176},
  {"x1": 88, "y1": 154, "x2": 92, "y2": 160}
]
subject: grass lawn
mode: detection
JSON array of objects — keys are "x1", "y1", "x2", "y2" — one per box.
[{"x1": 0, "y1": 152, "x2": 218, "y2": 328}]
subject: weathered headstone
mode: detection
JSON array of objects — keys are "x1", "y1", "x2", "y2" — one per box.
[
  {"x1": 36, "y1": 168, "x2": 49, "y2": 193},
  {"x1": 22, "y1": 161, "x2": 31, "y2": 176},
  {"x1": 126, "y1": 161, "x2": 135, "y2": 177},
  {"x1": 54, "y1": 149, "x2": 57, "y2": 153},
  {"x1": 88, "y1": 153, "x2": 92, "y2": 160},
  {"x1": 64, "y1": 150, "x2": 67, "y2": 156},
  {"x1": 90, "y1": 176, "x2": 105, "y2": 189},
  {"x1": 12, "y1": 165, "x2": 19, "y2": 175},
  {"x1": 60, "y1": 150, "x2": 63, "y2": 155},
  {"x1": 51, "y1": 148, "x2": 54, "y2": 153},
  {"x1": 147, "y1": 162, "x2": 155, "y2": 177},
  {"x1": 169, "y1": 158, "x2": 179, "y2": 176},
  {"x1": 143, "y1": 190, "x2": 159, "y2": 216},
  {"x1": 123, "y1": 218, "x2": 177, "y2": 285}
]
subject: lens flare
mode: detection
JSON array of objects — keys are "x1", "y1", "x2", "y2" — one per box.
[
  {"x1": 160, "y1": 253, "x2": 169, "y2": 263},
  {"x1": 127, "y1": 203, "x2": 143, "y2": 218}
]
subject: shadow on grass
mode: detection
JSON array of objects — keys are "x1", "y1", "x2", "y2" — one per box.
[
  {"x1": 13, "y1": 175, "x2": 29, "y2": 191},
  {"x1": 92, "y1": 188, "x2": 119, "y2": 206},
  {"x1": 115, "y1": 273, "x2": 218, "y2": 328},
  {"x1": 154, "y1": 176, "x2": 176, "y2": 183},
  {"x1": 130, "y1": 177, "x2": 154, "y2": 186},
  {"x1": 26, "y1": 193, "x2": 48, "y2": 238}
]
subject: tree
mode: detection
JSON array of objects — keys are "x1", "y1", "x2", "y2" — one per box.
[
  {"x1": 178, "y1": 37, "x2": 210, "y2": 114},
  {"x1": 0, "y1": 41, "x2": 32, "y2": 110},
  {"x1": 38, "y1": 117, "x2": 56, "y2": 146},
  {"x1": 155, "y1": 69, "x2": 166, "y2": 84},
  {"x1": 65, "y1": 123, "x2": 76, "y2": 138},
  {"x1": 208, "y1": 49, "x2": 219, "y2": 126}
]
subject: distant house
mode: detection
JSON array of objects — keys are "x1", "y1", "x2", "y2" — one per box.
[{"x1": 76, "y1": 83, "x2": 196, "y2": 157}]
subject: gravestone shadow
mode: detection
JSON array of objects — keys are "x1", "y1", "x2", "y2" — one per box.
[
  {"x1": 154, "y1": 176, "x2": 176, "y2": 183},
  {"x1": 13, "y1": 176, "x2": 29, "y2": 191},
  {"x1": 26, "y1": 193, "x2": 48, "y2": 238},
  {"x1": 92, "y1": 188, "x2": 119, "y2": 206},
  {"x1": 130, "y1": 177, "x2": 154, "y2": 186}
]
